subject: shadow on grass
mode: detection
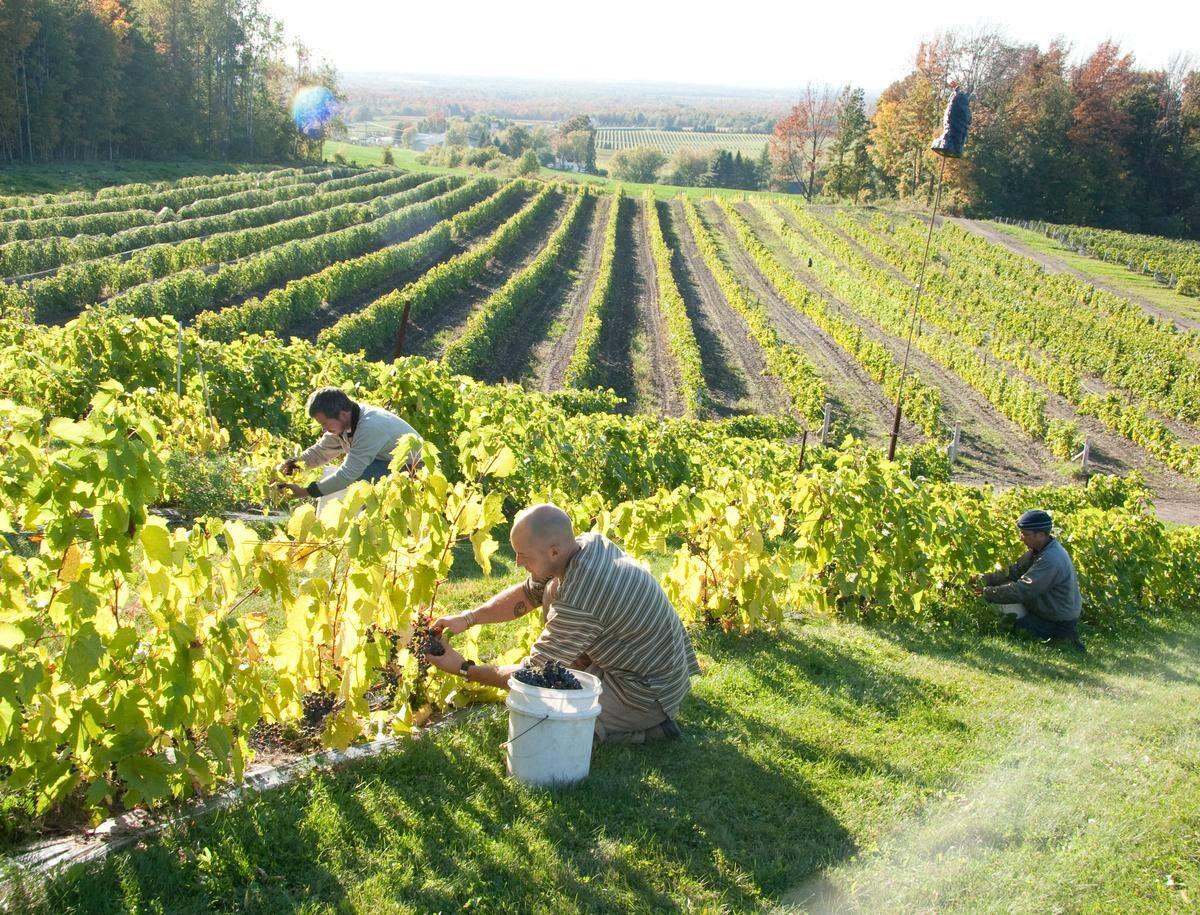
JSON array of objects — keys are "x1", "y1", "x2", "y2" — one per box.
[
  {"x1": 35, "y1": 629, "x2": 873, "y2": 913},
  {"x1": 866, "y1": 611, "x2": 1200, "y2": 691},
  {"x1": 37, "y1": 616, "x2": 1196, "y2": 912},
  {"x1": 36, "y1": 704, "x2": 853, "y2": 913}
]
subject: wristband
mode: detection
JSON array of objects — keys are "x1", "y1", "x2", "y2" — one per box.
[
  {"x1": 463, "y1": 609, "x2": 478, "y2": 628},
  {"x1": 458, "y1": 659, "x2": 477, "y2": 678}
]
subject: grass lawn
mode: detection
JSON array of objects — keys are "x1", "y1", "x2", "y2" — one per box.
[
  {"x1": 991, "y1": 222, "x2": 1200, "y2": 325},
  {"x1": 9, "y1": 599, "x2": 1200, "y2": 913}
]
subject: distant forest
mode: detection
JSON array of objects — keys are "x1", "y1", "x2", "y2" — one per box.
[{"x1": 0, "y1": 0, "x2": 338, "y2": 163}]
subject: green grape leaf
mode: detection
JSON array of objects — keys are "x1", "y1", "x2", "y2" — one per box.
[{"x1": 63, "y1": 623, "x2": 105, "y2": 684}]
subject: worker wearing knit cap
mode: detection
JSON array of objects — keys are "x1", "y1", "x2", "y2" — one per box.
[{"x1": 970, "y1": 510, "x2": 1084, "y2": 646}]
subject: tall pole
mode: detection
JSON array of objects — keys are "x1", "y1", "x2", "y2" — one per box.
[
  {"x1": 887, "y1": 155, "x2": 947, "y2": 461},
  {"x1": 887, "y1": 86, "x2": 970, "y2": 462}
]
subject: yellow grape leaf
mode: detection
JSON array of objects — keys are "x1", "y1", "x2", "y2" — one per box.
[
  {"x1": 139, "y1": 519, "x2": 172, "y2": 565},
  {"x1": 287, "y1": 503, "x2": 315, "y2": 542},
  {"x1": 223, "y1": 521, "x2": 259, "y2": 570},
  {"x1": 487, "y1": 446, "x2": 517, "y2": 478},
  {"x1": 458, "y1": 497, "x2": 484, "y2": 532},
  {"x1": 471, "y1": 530, "x2": 499, "y2": 576},
  {"x1": 47, "y1": 418, "x2": 92, "y2": 446},
  {"x1": 58, "y1": 543, "x2": 82, "y2": 583},
  {"x1": 0, "y1": 621, "x2": 26, "y2": 649}
]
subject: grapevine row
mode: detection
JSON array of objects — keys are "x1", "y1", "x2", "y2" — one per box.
[
  {"x1": 773, "y1": 203, "x2": 1081, "y2": 457},
  {"x1": 189, "y1": 178, "x2": 499, "y2": 339},
  {"x1": 0, "y1": 169, "x2": 361, "y2": 244},
  {"x1": 7, "y1": 176, "x2": 456, "y2": 322},
  {"x1": 564, "y1": 191, "x2": 623, "y2": 389},
  {"x1": 443, "y1": 189, "x2": 590, "y2": 374},
  {"x1": 320, "y1": 183, "x2": 558, "y2": 359},
  {"x1": 0, "y1": 169, "x2": 427, "y2": 279},
  {"x1": 643, "y1": 193, "x2": 707, "y2": 417},
  {"x1": 1032, "y1": 220, "x2": 1200, "y2": 293},
  {"x1": 712, "y1": 197, "x2": 943, "y2": 435},
  {"x1": 104, "y1": 178, "x2": 495, "y2": 324},
  {"x1": 845, "y1": 212, "x2": 1200, "y2": 475},
  {"x1": 0, "y1": 165, "x2": 312, "y2": 215},
  {"x1": 915, "y1": 218, "x2": 1200, "y2": 421},
  {"x1": 681, "y1": 197, "x2": 826, "y2": 425}
]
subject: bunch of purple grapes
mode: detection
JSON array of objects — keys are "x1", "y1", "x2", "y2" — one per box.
[{"x1": 514, "y1": 659, "x2": 582, "y2": 690}]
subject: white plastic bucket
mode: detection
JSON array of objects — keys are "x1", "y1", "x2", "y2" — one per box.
[{"x1": 505, "y1": 669, "x2": 602, "y2": 787}]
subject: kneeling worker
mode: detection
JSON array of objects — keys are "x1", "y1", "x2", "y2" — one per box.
[
  {"x1": 426, "y1": 503, "x2": 701, "y2": 744},
  {"x1": 970, "y1": 509, "x2": 1083, "y2": 646},
  {"x1": 274, "y1": 387, "x2": 422, "y2": 501}
]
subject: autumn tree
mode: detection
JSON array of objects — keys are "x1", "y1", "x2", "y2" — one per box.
[
  {"x1": 771, "y1": 83, "x2": 836, "y2": 200},
  {"x1": 0, "y1": 0, "x2": 320, "y2": 163}
]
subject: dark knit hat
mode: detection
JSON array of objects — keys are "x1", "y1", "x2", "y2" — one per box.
[{"x1": 1017, "y1": 509, "x2": 1053, "y2": 532}]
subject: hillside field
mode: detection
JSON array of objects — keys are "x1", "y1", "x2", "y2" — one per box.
[{"x1": 3, "y1": 159, "x2": 1200, "y2": 913}]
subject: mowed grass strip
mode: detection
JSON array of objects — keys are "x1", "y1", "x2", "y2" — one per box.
[
  {"x1": 992, "y1": 222, "x2": 1200, "y2": 326},
  {"x1": 14, "y1": 604, "x2": 1200, "y2": 914}
]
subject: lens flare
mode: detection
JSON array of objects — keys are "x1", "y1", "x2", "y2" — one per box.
[{"x1": 291, "y1": 86, "x2": 339, "y2": 139}]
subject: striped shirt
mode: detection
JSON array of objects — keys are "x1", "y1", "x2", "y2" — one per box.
[{"x1": 526, "y1": 533, "x2": 701, "y2": 716}]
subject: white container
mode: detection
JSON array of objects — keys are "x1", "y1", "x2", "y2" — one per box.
[{"x1": 505, "y1": 669, "x2": 602, "y2": 787}]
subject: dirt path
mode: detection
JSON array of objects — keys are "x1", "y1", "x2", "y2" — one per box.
[
  {"x1": 700, "y1": 201, "x2": 910, "y2": 447},
  {"x1": 628, "y1": 197, "x2": 685, "y2": 417},
  {"x1": 950, "y1": 217, "x2": 1200, "y2": 333},
  {"x1": 534, "y1": 194, "x2": 612, "y2": 392},
  {"x1": 662, "y1": 200, "x2": 791, "y2": 418},
  {"x1": 764, "y1": 203, "x2": 1057, "y2": 487},
  {"x1": 403, "y1": 193, "x2": 571, "y2": 359}
]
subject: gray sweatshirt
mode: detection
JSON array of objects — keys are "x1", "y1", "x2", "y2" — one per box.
[
  {"x1": 298, "y1": 403, "x2": 421, "y2": 497},
  {"x1": 981, "y1": 537, "x2": 1082, "y2": 621}
]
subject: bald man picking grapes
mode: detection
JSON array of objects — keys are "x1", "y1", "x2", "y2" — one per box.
[{"x1": 424, "y1": 504, "x2": 701, "y2": 744}]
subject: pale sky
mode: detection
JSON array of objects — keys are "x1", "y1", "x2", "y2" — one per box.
[{"x1": 260, "y1": 0, "x2": 1199, "y2": 92}]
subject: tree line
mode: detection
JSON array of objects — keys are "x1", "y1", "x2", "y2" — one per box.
[
  {"x1": 772, "y1": 31, "x2": 1200, "y2": 237},
  {"x1": 0, "y1": 0, "x2": 337, "y2": 164}
]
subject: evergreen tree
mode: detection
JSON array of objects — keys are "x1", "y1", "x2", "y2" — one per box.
[{"x1": 826, "y1": 86, "x2": 871, "y2": 199}]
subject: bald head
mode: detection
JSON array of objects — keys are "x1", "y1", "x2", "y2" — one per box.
[
  {"x1": 511, "y1": 504, "x2": 577, "y2": 580},
  {"x1": 512, "y1": 503, "x2": 574, "y2": 550}
]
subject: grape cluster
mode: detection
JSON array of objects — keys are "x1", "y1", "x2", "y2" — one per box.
[
  {"x1": 248, "y1": 720, "x2": 286, "y2": 751},
  {"x1": 300, "y1": 688, "x2": 336, "y2": 732},
  {"x1": 514, "y1": 659, "x2": 582, "y2": 690},
  {"x1": 408, "y1": 614, "x2": 445, "y2": 674},
  {"x1": 419, "y1": 635, "x2": 445, "y2": 656}
]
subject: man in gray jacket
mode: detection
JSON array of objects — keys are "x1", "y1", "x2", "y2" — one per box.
[
  {"x1": 275, "y1": 387, "x2": 422, "y2": 501},
  {"x1": 971, "y1": 509, "x2": 1084, "y2": 647}
]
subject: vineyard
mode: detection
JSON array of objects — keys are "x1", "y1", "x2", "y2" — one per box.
[
  {"x1": 596, "y1": 127, "x2": 768, "y2": 159},
  {"x1": 999, "y1": 217, "x2": 1200, "y2": 295},
  {"x1": 3, "y1": 162, "x2": 1200, "y2": 904}
]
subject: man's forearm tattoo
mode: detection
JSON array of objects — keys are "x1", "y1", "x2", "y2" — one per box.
[{"x1": 512, "y1": 599, "x2": 529, "y2": 618}]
